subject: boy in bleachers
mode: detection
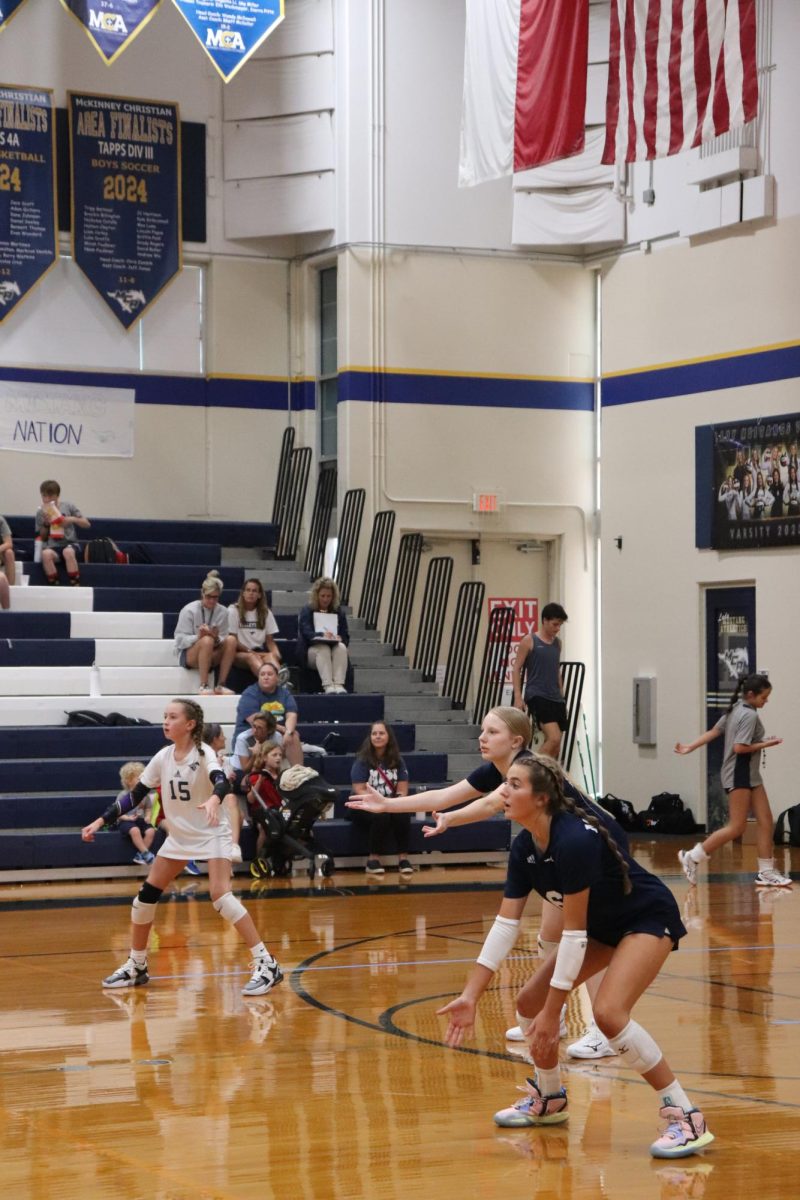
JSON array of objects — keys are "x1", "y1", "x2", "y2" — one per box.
[
  {"x1": 35, "y1": 480, "x2": 91, "y2": 586},
  {"x1": 81, "y1": 761, "x2": 158, "y2": 865},
  {"x1": 0, "y1": 513, "x2": 15, "y2": 603}
]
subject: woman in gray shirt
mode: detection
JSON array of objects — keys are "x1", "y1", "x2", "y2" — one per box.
[{"x1": 673, "y1": 673, "x2": 789, "y2": 889}]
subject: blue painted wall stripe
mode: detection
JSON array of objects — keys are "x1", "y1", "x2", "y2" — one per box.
[
  {"x1": 338, "y1": 370, "x2": 594, "y2": 412},
  {"x1": 602, "y1": 343, "x2": 800, "y2": 407}
]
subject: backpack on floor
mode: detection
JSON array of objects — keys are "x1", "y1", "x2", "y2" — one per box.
[
  {"x1": 773, "y1": 803, "x2": 800, "y2": 847},
  {"x1": 597, "y1": 792, "x2": 640, "y2": 832},
  {"x1": 641, "y1": 792, "x2": 696, "y2": 834},
  {"x1": 84, "y1": 537, "x2": 127, "y2": 564}
]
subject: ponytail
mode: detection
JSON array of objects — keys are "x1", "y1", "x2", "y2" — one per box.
[
  {"x1": 727, "y1": 672, "x2": 770, "y2": 712},
  {"x1": 175, "y1": 698, "x2": 205, "y2": 756}
]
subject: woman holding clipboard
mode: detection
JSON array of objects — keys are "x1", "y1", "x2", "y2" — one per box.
[{"x1": 297, "y1": 576, "x2": 351, "y2": 694}]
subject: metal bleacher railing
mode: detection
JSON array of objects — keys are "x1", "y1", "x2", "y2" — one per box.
[
  {"x1": 332, "y1": 488, "x2": 365, "y2": 606},
  {"x1": 271, "y1": 426, "x2": 295, "y2": 531},
  {"x1": 384, "y1": 532, "x2": 423, "y2": 656},
  {"x1": 412, "y1": 555, "x2": 453, "y2": 682},
  {"x1": 304, "y1": 462, "x2": 337, "y2": 580},
  {"x1": 357, "y1": 510, "x2": 396, "y2": 630},
  {"x1": 557, "y1": 660, "x2": 585, "y2": 771},
  {"x1": 441, "y1": 581, "x2": 486, "y2": 710},
  {"x1": 275, "y1": 444, "x2": 312, "y2": 561},
  {"x1": 471, "y1": 604, "x2": 515, "y2": 725}
]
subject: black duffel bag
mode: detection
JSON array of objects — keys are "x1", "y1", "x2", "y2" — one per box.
[{"x1": 641, "y1": 792, "x2": 696, "y2": 834}]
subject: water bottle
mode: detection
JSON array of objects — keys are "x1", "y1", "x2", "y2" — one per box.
[{"x1": 90, "y1": 663, "x2": 102, "y2": 698}]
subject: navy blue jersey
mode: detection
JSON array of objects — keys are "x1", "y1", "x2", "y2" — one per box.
[{"x1": 504, "y1": 808, "x2": 685, "y2": 949}]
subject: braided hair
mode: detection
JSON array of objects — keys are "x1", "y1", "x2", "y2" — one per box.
[
  {"x1": 515, "y1": 752, "x2": 633, "y2": 895},
  {"x1": 174, "y1": 698, "x2": 205, "y2": 756},
  {"x1": 726, "y1": 671, "x2": 770, "y2": 712}
]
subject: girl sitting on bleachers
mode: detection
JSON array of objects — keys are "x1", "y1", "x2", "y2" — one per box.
[{"x1": 216, "y1": 578, "x2": 286, "y2": 692}]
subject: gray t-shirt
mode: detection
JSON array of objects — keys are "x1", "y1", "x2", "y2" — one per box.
[
  {"x1": 715, "y1": 703, "x2": 764, "y2": 789},
  {"x1": 35, "y1": 500, "x2": 83, "y2": 547}
]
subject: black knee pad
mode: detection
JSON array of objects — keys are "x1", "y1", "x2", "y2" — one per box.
[{"x1": 138, "y1": 882, "x2": 164, "y2": 905}]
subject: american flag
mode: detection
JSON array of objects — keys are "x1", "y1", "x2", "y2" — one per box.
[{"x1": 602, "y1": 0, "x2": 758, "y2": 165}]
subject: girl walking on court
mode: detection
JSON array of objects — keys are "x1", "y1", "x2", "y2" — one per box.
[
  {"x1": 437, "y1": 755, "x2": 713, "y2": 1160},
  {"x1": 674, "y1": 673, "x2": 791, "y2": 888},
  {"x1": 101, "y1": 698, "x2": 283, "y2": 996}
]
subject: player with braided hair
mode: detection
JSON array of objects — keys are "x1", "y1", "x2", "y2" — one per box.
[
  {"x1": 437, "y1": 753, "x2": 714, "y2": 1160},
  {"x1": 101, "y1": 698, "x2": 282, "y2": 998}
]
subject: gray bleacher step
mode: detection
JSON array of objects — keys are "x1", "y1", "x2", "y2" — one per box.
[
  {"x1": 384, "y1": 696, "x2": 459, "y2": 719},
  {"x1": 220, "y1": 549, "x2": 303, "y2": 569},
  {"x1": 353, "y1": 668, "x2": 437, "y2": 694},
  {"x1": 347, "y1": 642, "x2": 402, "y2": 661},
  {"x1": 414, "y1": 723, "x2": 481, "y2": 750},
  {"x1": 446, "y1": 752, "x2": 485, "y2": 777},
  {"x1": 238, "y1": 571, "x2": 313, "y2": 590}
]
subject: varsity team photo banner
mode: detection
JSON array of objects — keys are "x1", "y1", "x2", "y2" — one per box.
[
  {"x1": 60, "y1": 0, "x2": 163, "y2": 65},
  {"x1": 0, "y1": 84, "x2": 57, "y2": 325},
  {"x1": 171, "y1": 0, "x2": 284, "y2": 82},
  {"x1": 69, "y1": 92, "x2": 181, "y2": 330}
]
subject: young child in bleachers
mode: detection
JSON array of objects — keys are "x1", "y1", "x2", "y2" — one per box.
[
  {"x1": 246, "y1": 742, "x2": 285, "y2": 877},
  {"x1": 0, "y1": 513, "x2": 15, "y2": 605},
  {"x1": 35, "y1": 480, "x2": 91, "y2": 586},
  {"x1": 82, "y1": 762, "x2": 158, "y2": 865}
]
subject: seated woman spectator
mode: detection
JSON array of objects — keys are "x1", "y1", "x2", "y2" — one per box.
[
  {"x1": 350, "y1": 722, "x2": 414, "y2": 876},
  {"x1": 230, "y1": 713, "x2": 281, "y2": 783},
  {"x1": 173, "y1": 571, "x2": 231, "y2": 695},
  {"x1": 0, "y1": 513, "x2": 15, "y2": 603},
  {"x1": 234, "y1": 661, "x2": 302, "y2": 765},
  {"x1": 217, "y1": 578, "x2": 285, "y2": 692},
  {"x1": 297, "y1": 576, "x2": 350, "y2": 694}
]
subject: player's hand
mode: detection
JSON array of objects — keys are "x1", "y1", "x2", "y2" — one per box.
[
  {"x1": 764, "y1": 737, "x2": 783, "y2": 748},
  {"x1": 436, "y1": 995, "x2": 477, "y2": 1047},
  {"x1": 528, "y1": 1010, "x2": 561, "y2": 1060},
  {"x1": 673, "y1": 742, "x2": 692, "y2": 755},
  {"x1": 198, "y1": 796, "x2": 222, "y2": 825},
  {"x1": 345, "y1": 784, "x2": 387, "y2": 813},
  {"x1": 422, "y1": 811, "x2": 450, "y2": 838}
]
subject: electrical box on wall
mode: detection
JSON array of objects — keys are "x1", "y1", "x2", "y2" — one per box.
[{"x1": 633, "y1": 676, "x2": 657, "y2": 745}]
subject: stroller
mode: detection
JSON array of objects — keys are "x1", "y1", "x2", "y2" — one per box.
[{"x1": 248, "y1": 765, "x2": 336, "y2": 880}]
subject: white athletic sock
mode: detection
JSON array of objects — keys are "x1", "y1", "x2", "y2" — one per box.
[
  {"x1": 130, "y1": 948, "x2": 147, "y2": 967},
  {"x1": 535, "y1": 1065, "x2": 562, "y2": 1096},
  {"x1": 757, "y1": 858, "x2": 775, "y2": 874},
  {"x1": 250, "y1": 941, "x2": 269, "y2": 959},
  {"x1": 659, "y1": 1079, "x2": 692, "y2": 1112},
  {"x1": 689, "y1": 843, "x2": 709, "y2": 864}
]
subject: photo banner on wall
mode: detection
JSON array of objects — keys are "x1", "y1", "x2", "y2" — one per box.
[
  {"x1": 0, "y1": 0, "x2": 30, "y2": 31},
  {"x1": 0, "y1": 84, "x2": 58, "y2": 324},
  {"x1": 60, "y1": 1, "x2": 162, "y2": 64},
  {"x1": 69, "y1": 91, "x2": 181, "y2": 330},
  {"x1": 711, "y1": 412, "x2": 800, "y2": 549},
  {"x1": 171, "y1": 0, "x2": 284, "y2": 82}
]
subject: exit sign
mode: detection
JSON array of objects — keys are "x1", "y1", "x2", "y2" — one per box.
[{"x1": 473, "y1": 492, "x2": 499, "y2": 513}]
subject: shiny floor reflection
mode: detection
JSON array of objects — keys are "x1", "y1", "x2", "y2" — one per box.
[{"x1": 0, "y1": 841, "x2": 797, "y2": 1199}]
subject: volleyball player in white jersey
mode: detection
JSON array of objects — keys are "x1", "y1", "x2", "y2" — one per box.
[
  {"x1": 101, "y1": 698, "x2": 283, "y2": 996},
  {"x1": 347, "y1": 706, "x2": 612, "y2": 1058}
]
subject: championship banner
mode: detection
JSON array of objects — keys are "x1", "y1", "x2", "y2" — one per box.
[
  {"x1": 0, "y1": 84, "x2": 57, "y2": 324},
  {"x1": 69, "y1": 92, "x2": 181, "y2": 330},
  {"x1": 0, "y1": 0, "x2": 30, "y2": 31},
  {"x1": 0, "y1": 379, "x2": 135, "y2": 457},
  {"x1": 60, "y1": 1, "x2": 162, "y2": 64},
  {"x1": 171, "y1": 0, "x2": 284, "y2": 82}
]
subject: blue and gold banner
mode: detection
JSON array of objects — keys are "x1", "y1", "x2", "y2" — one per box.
[
  {"x1": 0, "y1": 84, "x2": 57, "y2": 324},
  {"x1": 171, "y1": 0, "x2": 284, "y2": 82},
  {"x1": 60, "y1": 1, "x2": 162, "y2": 64},
  {"x1": 69, "y1": 92, "x2": 181, "y2": 330}
]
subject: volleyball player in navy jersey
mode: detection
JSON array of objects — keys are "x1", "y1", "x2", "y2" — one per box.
[
  {"x1": 437, "y1": 754, "x2": 713, "y2": 1160},
  {"x1": 348, "y1": 707, "x2": 614, "y2": 1058}
]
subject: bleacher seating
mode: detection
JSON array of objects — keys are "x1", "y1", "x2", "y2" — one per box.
[{"x1": 0, "y1": 516, "x2": 509, "y2": 877}]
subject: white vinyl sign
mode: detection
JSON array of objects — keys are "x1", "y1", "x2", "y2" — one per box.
[{"x1": 0, "y1": 380, "x2": 135, "y2": 457}]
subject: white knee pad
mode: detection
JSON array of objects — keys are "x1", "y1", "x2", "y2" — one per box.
[
  {"x1": 537, "y1": 935, "x2": 560, "y2": 960},
  {"x1": 132, "y1": 898, "x2": 157, "y2": 925},
  {"x1": 607, "y1": 1019, "x2": 662, "y2": 1074},
  {"x1": 213, "y1": 892, "x2": 248, "y2": 925}
]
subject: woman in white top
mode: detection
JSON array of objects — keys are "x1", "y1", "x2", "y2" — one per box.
[
  {"x1": 217, "y1": 578, "x2": 282, "y2": 690},
  {"x1": 101, "y1": 698, "x2": 282, "y2": 997}
]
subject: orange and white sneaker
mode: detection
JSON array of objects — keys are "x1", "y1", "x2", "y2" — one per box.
[
  {"x1": 650, "y1": 1106, "x2": 714, "y2": 1158},
  {"x1": 493, "y1": 1079, "x2": 568, "y2": 1128}
]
